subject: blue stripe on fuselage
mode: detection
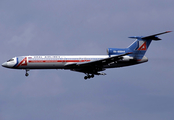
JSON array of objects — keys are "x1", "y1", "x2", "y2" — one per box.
[{"x1": 13, "y1": 57, "x2": 19, "y2": 67}]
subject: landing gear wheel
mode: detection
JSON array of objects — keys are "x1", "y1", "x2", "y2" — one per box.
[
  {"x1": 25, "y1": 73, "x2": 29, "y2": 77},
  {"x1": 91, "y1": 74, "x2": 94, "y2": 78},
  {"x1": 84, "y1": 76, "x2": 88, "y2": 80},
  {"x1": 84, "y1": 74, "x2": 95, "y2": 80},
  {"x1": 25, "y1": 69, "x2": 30, "y2": 77}
]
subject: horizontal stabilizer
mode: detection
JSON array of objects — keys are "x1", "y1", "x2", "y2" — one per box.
[{"x1": 129, "y1": 31, "x2": 172, "y2": 41}]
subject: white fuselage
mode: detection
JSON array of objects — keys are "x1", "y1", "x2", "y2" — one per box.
[
  {"x1": 2, "y1": 55, "x2": 146, "y2": 69},
  {"x1": 23, "y1": 55, "x2": 108, "y2": 69},
  {"x1": 2, "y1": 55, "x2": 107, "y2": 69}
]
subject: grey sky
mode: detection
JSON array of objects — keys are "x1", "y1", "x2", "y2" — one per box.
[{"x1": 0, "y1": 0, "x2": 174, "y2": 120}]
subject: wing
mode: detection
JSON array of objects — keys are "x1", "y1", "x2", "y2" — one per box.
[{"x1": 64, "y1": 52, "x2": 132, "y2": 75}]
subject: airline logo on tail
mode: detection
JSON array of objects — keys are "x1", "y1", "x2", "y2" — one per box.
[{"x1": 136, "y1": 41, "x2": 147, "y2": 51}]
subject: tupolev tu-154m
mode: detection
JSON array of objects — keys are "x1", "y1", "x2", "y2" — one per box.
[{"x1": 2, "y1": 31, "x2": 171, "y2": 79}]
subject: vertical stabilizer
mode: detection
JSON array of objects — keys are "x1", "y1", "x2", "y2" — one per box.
[
  {"x1": 127, "y1": 31, "x2": 171, "y2": 60},
  {"x1": 127, "y1": 39, "x2": 152, "y2": 60}
]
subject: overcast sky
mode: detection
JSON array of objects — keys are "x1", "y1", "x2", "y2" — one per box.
[{"x1": 0, "y1": 0, "x2": 174, "y2": 120}]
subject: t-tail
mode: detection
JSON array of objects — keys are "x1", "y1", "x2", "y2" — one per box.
[{"x1": 107, "y1": 31, "x2": 172, "y2": 61}]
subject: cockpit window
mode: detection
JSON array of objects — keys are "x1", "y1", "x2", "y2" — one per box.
[{"x1": 7, "y1": 59, "x2": 14, "y2": 62}]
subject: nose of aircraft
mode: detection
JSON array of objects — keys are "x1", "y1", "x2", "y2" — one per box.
[{"x1": 2, "y1": 62, "x2": 7, "y2": 67}]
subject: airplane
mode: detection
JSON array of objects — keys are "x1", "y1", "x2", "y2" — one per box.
[{"x1": 2, "y1": 31, "x2": 171, "y2": 79}]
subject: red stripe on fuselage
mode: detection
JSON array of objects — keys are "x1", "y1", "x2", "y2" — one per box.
[{"x1": 28, "y1": 60, "x2": 91, "y2": 63}]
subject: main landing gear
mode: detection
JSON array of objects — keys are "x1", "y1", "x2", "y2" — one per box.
[
  {"x1": 84, "y1": 72, "x2": 106, "y2": 80},
  {"x1": 25, "y1": 69, "x2": 29, "y2": 77},
  {"x1": 84, "y1": 74, "x2": 94, "y2": 80}
]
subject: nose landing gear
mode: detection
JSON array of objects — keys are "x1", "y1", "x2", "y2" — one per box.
[{"x1": 25, "y1": 69, "x2": 29, "y2": 77}]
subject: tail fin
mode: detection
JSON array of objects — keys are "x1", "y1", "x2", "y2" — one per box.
[{"x1": 127, "y1": 31, "x2": 171, "y2": 60}]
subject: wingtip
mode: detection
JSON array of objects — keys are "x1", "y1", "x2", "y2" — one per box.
[{"x1": 166, "y1": 31, "x2": 172, "y2": 33}]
